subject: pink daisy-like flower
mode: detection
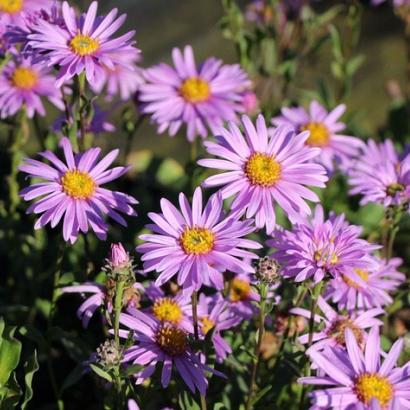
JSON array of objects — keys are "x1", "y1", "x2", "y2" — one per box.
[
  {"x1": 19, "y1": 137, "x2": 138, "y2": 243},
  {"x1": 144, "y1": 284, "x2": 193, "y2": 334},
  {"x1": 120, "y1": 308, "x2": 220, "y2": 395},
  {"x1": 197, "y1": 293, "x2": 241, "y2": 362},
  {"x1": 272, "y1": 101, "x2": 364, "y2": 172},
  {"x1": 198, "y1": 114, "x2": 328, "y2": 233},
  {"x1": 299, "y1": 326, "x2": 410, "y2": 409},
  {"x1": 326, "y1": 257, "x2": 405, "y2": 312},
  {"x1": 0, "y1": 55, "x2": 64, "y2": 118},
  {"x1": 0, "y1": 0, "x2": 52, "y2": 27},
  {"x1": 291, "y1": 296, "x2": 384, "y2": 352},
  {"x1": 139, "y1": 45, "x2": 250, "y2": 141},
  {"x1": 348, "y1": 139, "x2": 410, "y2": 210},
  {"x1": 227, "y1": 274, "x2": 259, "y2": 320},
  {"x1": 137, "y1": 187, "x2": 261, "y2": 293},
  {"x1": 268, "y1": 205, "x2": 379, "y2": 283},
  {"x1": 28, "y1": 1, "x2": 140, "y2": 87}
]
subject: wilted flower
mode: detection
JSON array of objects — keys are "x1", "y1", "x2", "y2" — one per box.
[
  {"x1": 326, "y1": 257, "x2": 405, "y2": 311},
  {"x1": 291, "y1": 297, "x2": 384, "y2": 351},
  {"x1": 137, "y1": 187, "x2": 261, "y2": 293},
  {"x1": 198, "y1": 115, "x2": 328, "y2": 233},
  {"x1": 272, "y1": 101, "x2": 364, "y2": 172},
  {"x1": 138, "y1": 45, "x2": 250, "y2": 141},
  {"x1": 299, "y1": 327, "x2": 410, "y2": 409},
  {"x1": 0, "y1": 55, "x2": 64, "y2": 118},
  {"x1": 28, "y1": 1, "x2": 140, "y2": 87},
  {"x1": 268, "y1": 205, "x2": 379, "y2": 283},
  {"x1": 19, "y1": 137, "x2": 138, "y2": 243},
  {"x1": 255, "y1": 256, "x2": 281, "y2": 285},
  {"x1": 96, "y1": 339, "x2": 122, "y2": 367}
]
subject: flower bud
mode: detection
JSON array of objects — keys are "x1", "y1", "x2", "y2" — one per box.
[
  {"x1": 241, "y1": 91, "x2": 260, "y2": 116},
  {"x1": 109, "y1": 243, "x2": 130, "y2": 269}
]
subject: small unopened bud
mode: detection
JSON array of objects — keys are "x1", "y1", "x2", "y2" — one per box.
[
  {"x1": 96, "y1": 340, "x2": 122, "y2": 367},
  {"x1": 241, "y1": 91, "x2": 260, "y2": 116},
  {"x1": 109, "y1": 243, "x2": 130, "y2": 269},
  {"x1": 255, "y1": 256, "x2": 280, "y2": 284}
]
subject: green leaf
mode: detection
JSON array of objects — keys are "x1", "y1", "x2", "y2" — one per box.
[
  {"x1": 0, "y1": 373, "x2": 22, "y2": 410},
  {"x1": 0, "y1": 321, "x2": 22, "y2": 386},
  {"x1": 122, "y1": 363, "x2": 143, "y2": 378},
  {"x1": 251, "y1": 384, "x2": 272, "y2": 406},
  {"x1": 61, "y1": 363, "x2": 86, "y2": 393},
  {"x1": 21, "y1": 350, "x2": 39, "y2": 409},
  {"x1": 156, "y1": 158, "x2": 184, "y2": 186},
  {"x1": 178, "y1": 391, "x2": 200, "y2": 410},
  {"x1": 89, "y1": 363, "x2": 113, "y2": 383}
]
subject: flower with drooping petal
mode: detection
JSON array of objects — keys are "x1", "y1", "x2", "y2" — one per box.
[
  {"x1": 268, "y1": 205, "x2": 379, "y2": 283},
  {"x1": 137, "y1": 187, "x2": 261, "y2": 293},
  {"x1": 120, "y1": 308, "x2": 221, "y2": 395},
  {"x1": 198, "y1": 114, "x2": 328, "y2": 233},
  {"x1": 61, "y1": 281, "x2": 142, "y2": 328},
  {"x1": 144, "y1": 283, "x2": 193, "y2": 334},
  {"x1": 0, "y1": 55, "x2": 64, "y2": 118},
  {"x1": 299, "y1": 326, "x2": 410, "y2": 409},
  {"x1": 0, "y1": 0, "x2": 53, "y2": 27},
  {"x1": 19, "y1": 137, "x2": 138, "y2": 243},
  {"x1": 138, "y1": 45, "x2": 250, "y2": 141},
  {"x1": 197, "y1": 293, "x2": 241, "y2": 362},
  {"x1": 348, "y1": 139, "x2": 410, "y2": 210},
  {"x1": 326, "y1": 257, "x2": 405, "y2": 312},
  {"x1": 272, "y1": 101, "x2": 364, "y2": 172},
  {"x1": 27, "y1": 1, "x2": 140, "y2": 87},
  {"x1": 291, "y1": 296, "x2": 384, "y2": 351}
]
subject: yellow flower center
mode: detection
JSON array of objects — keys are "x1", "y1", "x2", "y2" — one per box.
[
  {"x1": 229, "y1": 278, "x2": 251, "y2": 303},
  {"x1": 61, "y1": 170, "x2": 96, "y2": 200},
  {"x1": 200, "y1": 316, "x2": 215, "y2": 335},
  {"x1": 355, "y1": 373, "x2": 393, "y2": 407},
  {"x1": 70, "y1": 34, "x2": 100, "y2": 56},
  {"x1": 179, "y1": 77, "x2": 210, "y2": 103},
  {"x1": 180, "y1": 226, "x2": 215, "y2": 255},
  {"x1": 300, "y1": 122, "x2": 330, "y2": 147},
  {"x1": 245, "y1": 153, "x2": 281, "y2": 187},
  {"x1": 327, "y1": 318, "x2": 363, "y2": 346},
  {"x1": 155, "y1": 325, "x2": 187, "y2": 356},
  {"x1": 314, "y1": 249, "x2": 339, "y2": 265},
  {"x1": 343, "y1": 268, "x2": 369, "y2": 290},
  {"x1": 152, "y1": 298, "x2": 183, "y2": 325},
  {"x1": 11, "y1": 67, "x2": 38, "y2": 90},
  {"x1": 0, "y1": 0, "x2": 23, "y2": 14},
  {"x1": 386, "y1": 183, "x2": 405, "y2": 197}
]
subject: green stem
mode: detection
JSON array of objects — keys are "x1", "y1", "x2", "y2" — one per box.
[
  {"x1": 114, "y1": 281, "x2": 125, "y2": 347},
  {"x1": 245, "y1": 284, "x2": 268, "y2": 410},
  {"x1": 47, "y1": 240, "x2": 65, "y2": 410},
  {"x1": 191, "y1": 291, "x2": 207, "y2": 410},
  {"x1": 76, "y1": 72, "x2": 87, "y2": 149},
  {"x1": 299, "y1": 282, "x2": 323, "y2": 410},
  {"x1": 123, "y1": 115, "x2": 145, "y2": 164}
]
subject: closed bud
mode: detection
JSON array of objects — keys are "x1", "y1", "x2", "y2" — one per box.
[{"x1": 109, "y1": 243, "x2": 131, "y2": 269}]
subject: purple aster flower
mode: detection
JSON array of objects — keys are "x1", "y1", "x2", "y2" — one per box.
[
  {"x1": 326, "y1": 257, "x2": 405, "y2": 312},
  {"x1": 19, "y1": 137, "x2": 138, "y2": 243},
  {"x1": 197, "y1": 293, "x2": 241, "y2": 362},
  {"x1": 198, "y1": 115, "x2": 328, "y2": 233},
  {"x1": 268, "y1": 205, "x2": 379, "y2": 283},
  {"x1": 0, "y1": 55, "x2": 64, "y2": 118},
  {"x1": 372, "y1": 0, "x2": 410, "y2": 6},
  {"x1": 291, "y1": 296, "x2": 384, "y2": 352},
  {"x1": 61, "y1": 281, "x2": 142, "y2": 328},
  {"x1": 348, "y1": 140, "x2": 410, "y2": 210},
  {"x1": 299, "y1": 326, "x2": 410, "y2": 409},
  {"x1": 144, "y1": 284, "x2": 193, "y2": 334},
  {"x1": 227, "y1": 274, "x2": 259, "y2": 320},
  {"x1": 138, "y1": 45, "x2": 250, "y2": 141},
  {"x1": 0, "y1": 0, "x2": 52, "y2": 27},
  {"x1": 137, "y1": 187, "x2": 261, "y2": 293},
  {"x1": 119, "y1": 308, "x2": 219, "y2": 395},
  {"x1": 272, "y1": 101, "x2": 364, "y2": 172},
  {"x1": 128, "y1": 399, "x2": 139, "y2": 410},
  {"x1": 28, "y1": 1, "x2": 140, "y2": 87}
]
